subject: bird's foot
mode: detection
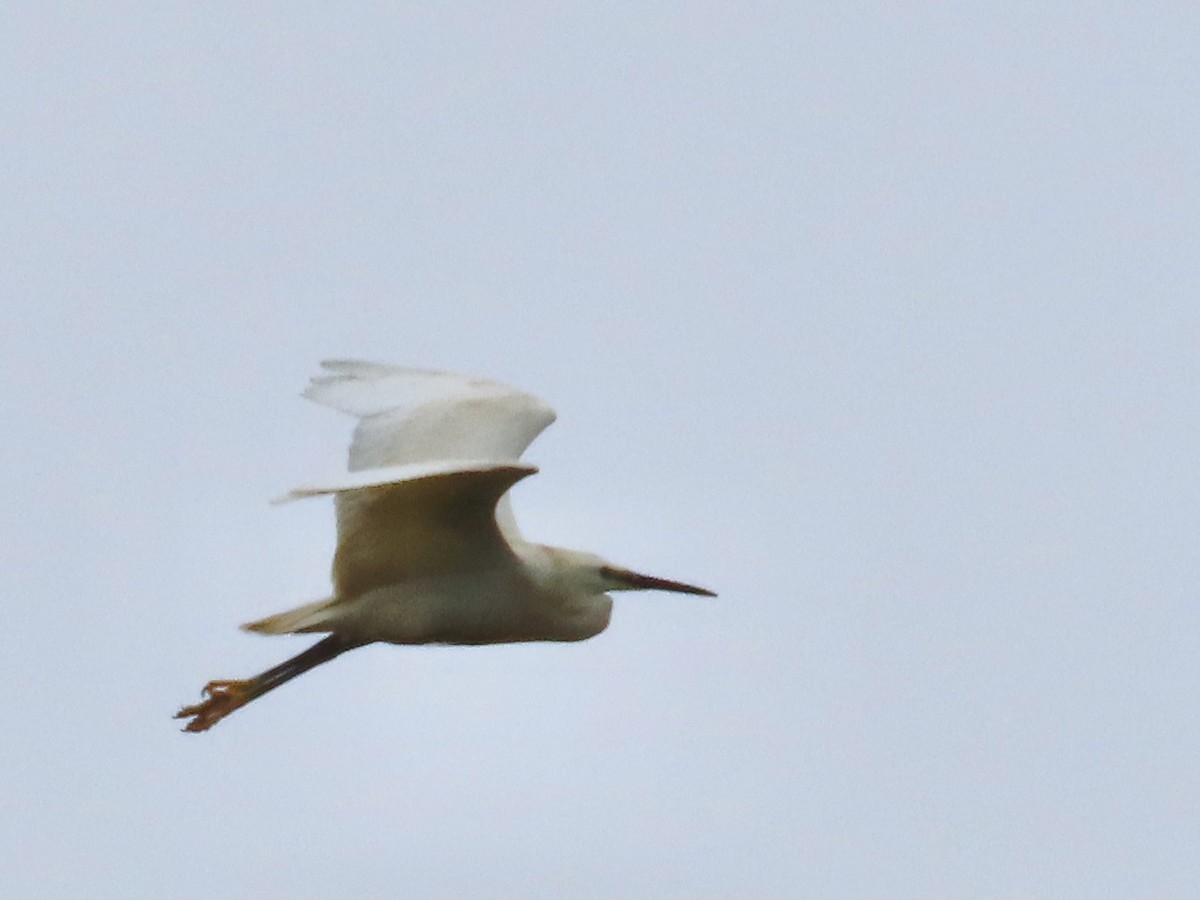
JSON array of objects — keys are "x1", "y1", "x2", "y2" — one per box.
[{"x1": 174, "y1": 680, "x2": 254, "y2": 733}]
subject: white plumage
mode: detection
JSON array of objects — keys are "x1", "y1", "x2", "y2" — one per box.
[{"x1": 176, "y1": 361, "x2": 714, "y2": 732}]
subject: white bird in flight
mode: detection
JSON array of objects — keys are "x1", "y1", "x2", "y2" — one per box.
[{"x1": 176, "y1": 361, "x2": 715, "y2": 732}]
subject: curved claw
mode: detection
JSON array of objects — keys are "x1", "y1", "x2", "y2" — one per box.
[
  {"x1": 175, "y1": 636, "x2": 354, "y2": 733},
  {"x1": 174, "y1": 680, "x2": 255, "y2": 733}
]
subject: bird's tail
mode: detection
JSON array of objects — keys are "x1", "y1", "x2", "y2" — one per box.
[{"x1": 241, "y1": 597, "x2": 340, "y2": 635}]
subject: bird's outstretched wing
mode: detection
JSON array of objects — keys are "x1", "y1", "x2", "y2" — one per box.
[
  {"x1": 303, "y1": 360, "x2": 556, "y2": 470},
  {"x1": 285, "y1": 362, "x2": 556, "y2": 596},
  {"x1": 280, "y1": 460, "x2": 536, "y2": 598}
]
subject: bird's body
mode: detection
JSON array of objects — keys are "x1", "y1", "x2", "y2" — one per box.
[
  {"x1": 176, "y1": 361, "x2": 712, "y2": 732},
  {"x1": 257, "y1": 551, "x2": 614, "y2": 647}
]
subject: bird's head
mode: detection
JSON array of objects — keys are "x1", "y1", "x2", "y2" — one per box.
[{"x1": 542, "y1": 547, "x2": 716, "y2": 598}]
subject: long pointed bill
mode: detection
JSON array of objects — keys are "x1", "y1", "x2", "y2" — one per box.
[{"x1": 603, "y1": 566, "x2": 716, "y2": 596}]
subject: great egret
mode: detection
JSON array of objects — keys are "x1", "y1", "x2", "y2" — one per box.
[{"x1": 175, "y1": 361, "x2": 714, "y2": 732}]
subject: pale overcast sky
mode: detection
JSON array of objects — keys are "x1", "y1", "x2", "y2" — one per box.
[{"x1": 3, "y1": 4, "x2": 1197, "y2": 898}]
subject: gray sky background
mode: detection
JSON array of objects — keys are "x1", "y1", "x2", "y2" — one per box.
[{"x1": 3, "y1": 4, "x2": 1197, "y2": 898}]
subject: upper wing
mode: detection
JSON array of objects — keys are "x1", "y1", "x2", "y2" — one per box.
[
  {"x1": 280, "y1": 460, "x2": 537, "y2": 598},
  {"x1": 287, "y1": 362, "x2": 554, "y2": 591},
  {"x1": 302, "y1": 361, "x2": 556, "y2": 546},
  {"x1": 304, "y1": 360, "x2": 556, "y2": 470}
]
